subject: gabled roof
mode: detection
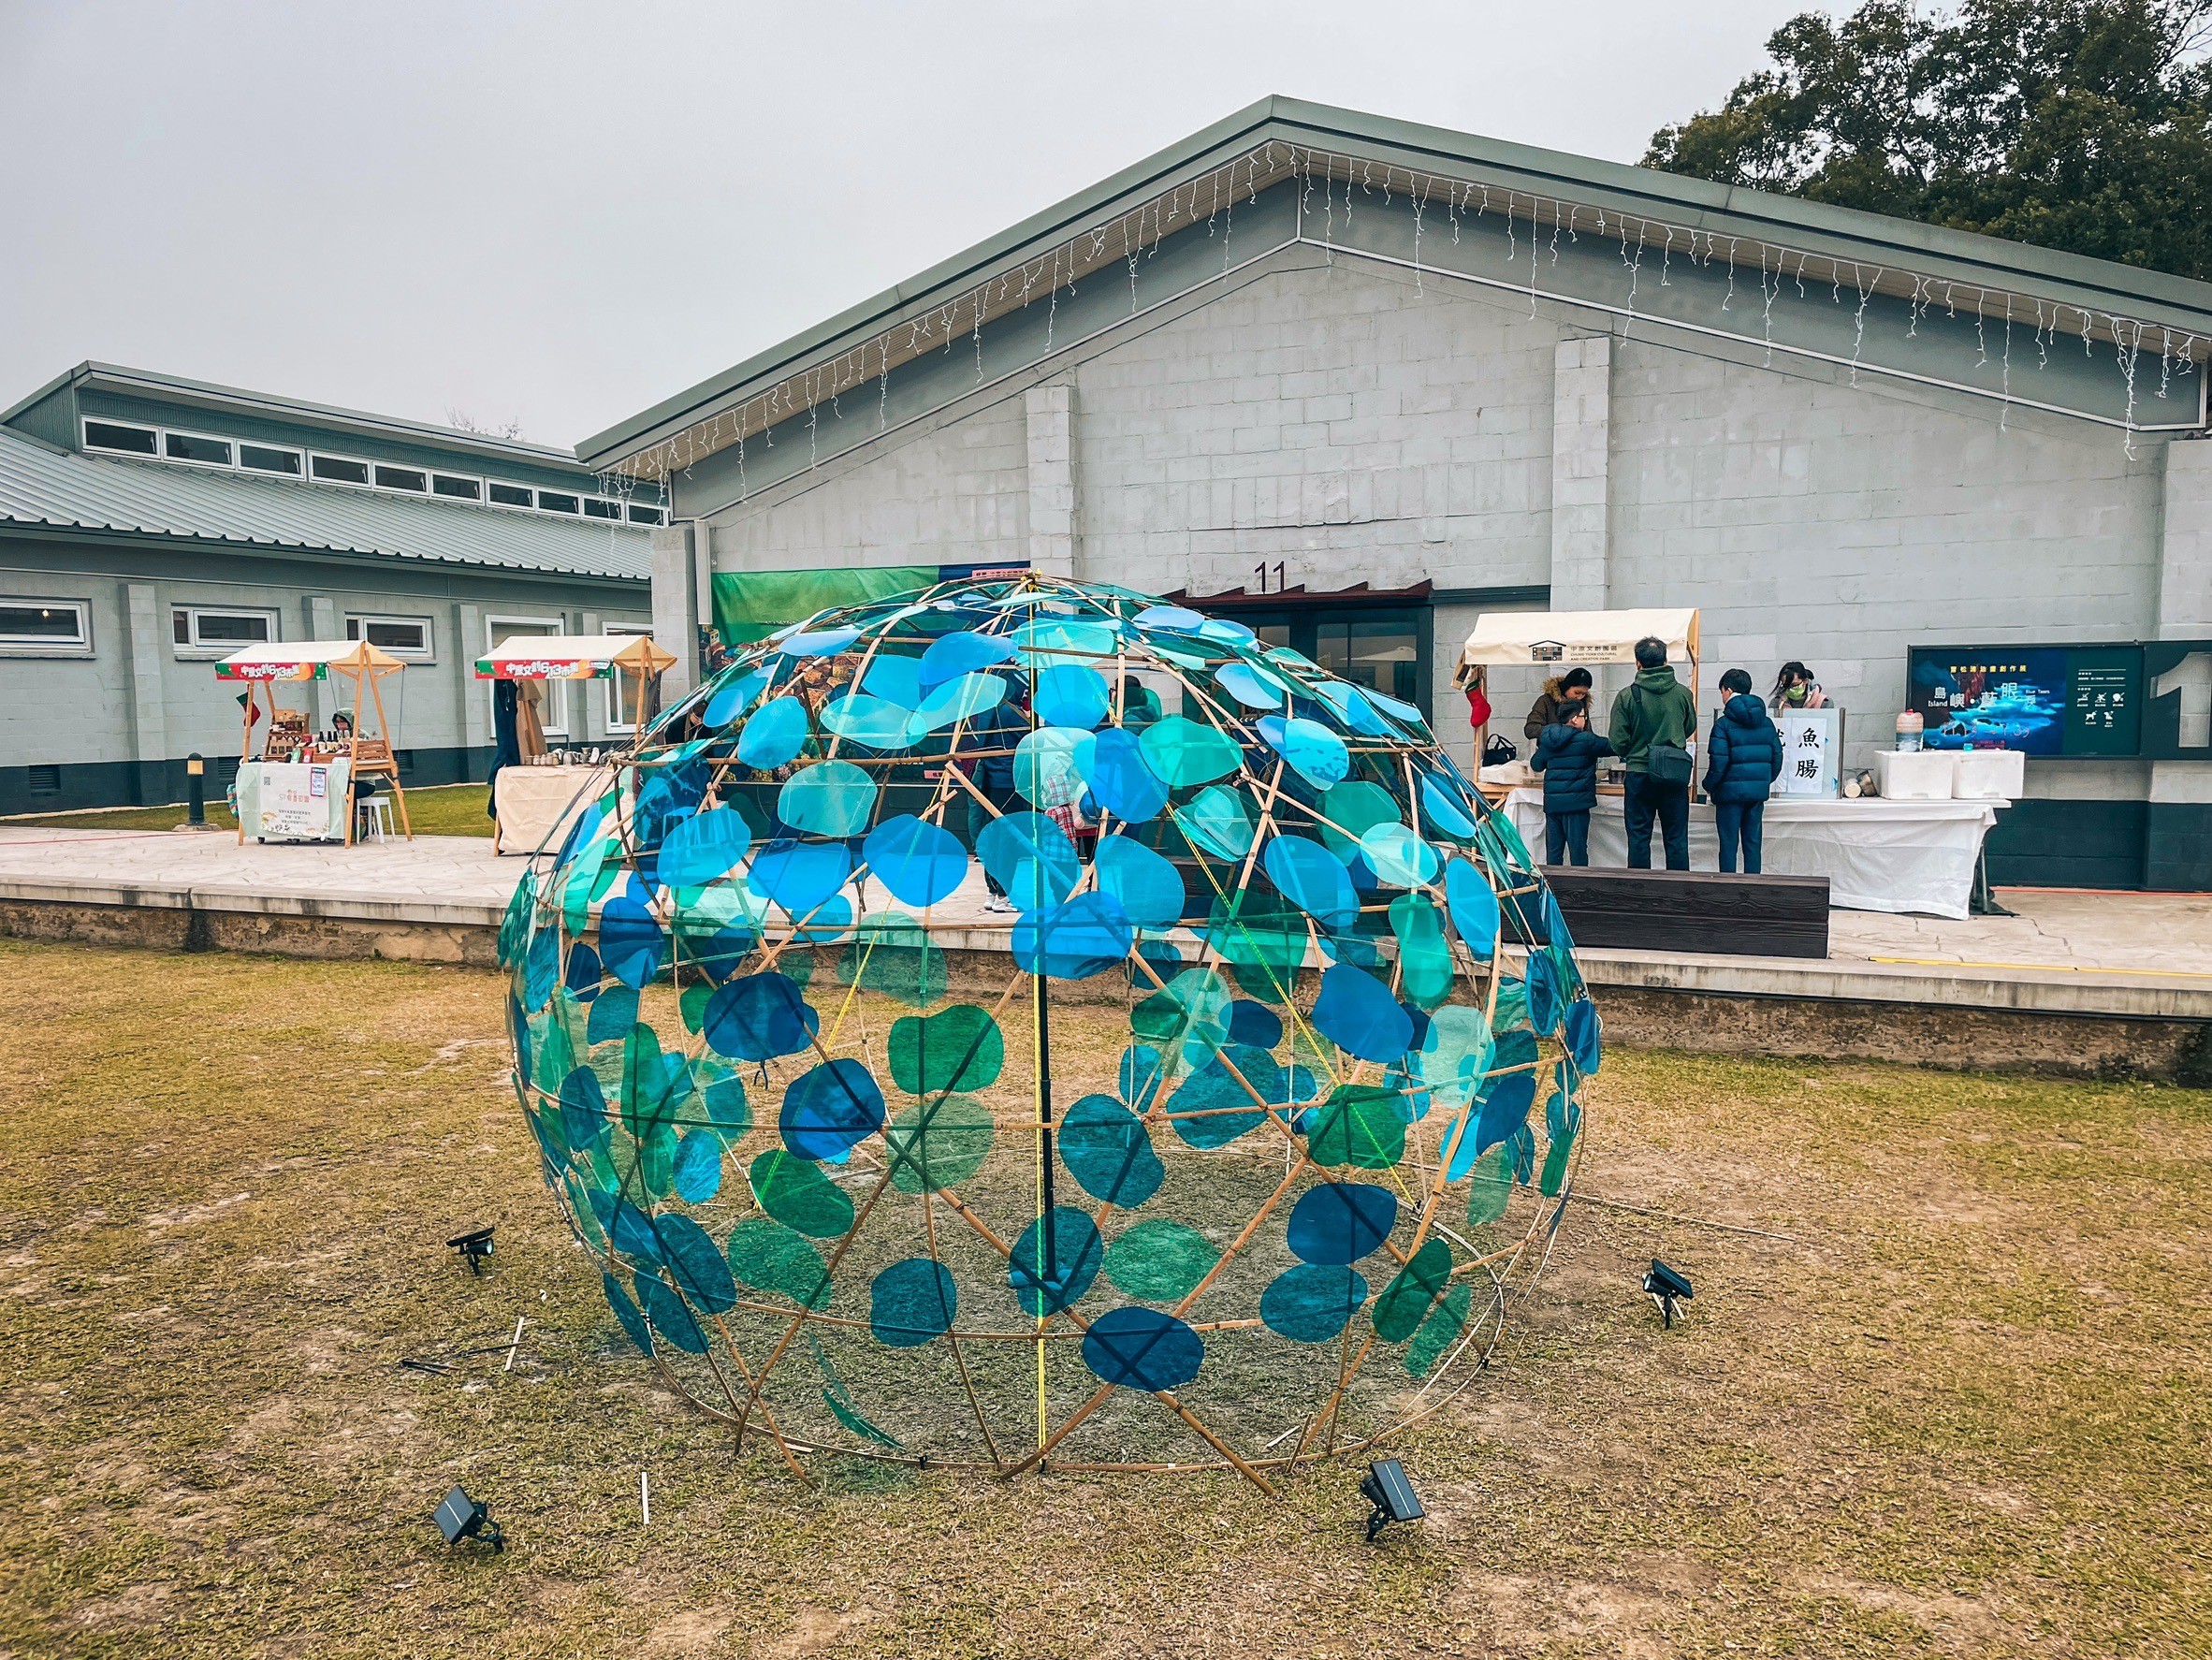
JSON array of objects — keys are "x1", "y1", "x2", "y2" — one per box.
[
  {"x1": 0, "y1": 426, "x2": 649, "y2": 582},
  {"x1": 7, "y1": 361, "x2": 602, "y2": 475},
  {"x1": 581, "y1": 95, "x2": 2212, "y2": 476}
]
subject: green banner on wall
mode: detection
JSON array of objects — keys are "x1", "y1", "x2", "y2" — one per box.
[{"x1": 711, "y1": 566, "x2": 938, "y2": 646}]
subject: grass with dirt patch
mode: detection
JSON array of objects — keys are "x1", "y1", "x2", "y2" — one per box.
[
  {"x1": 7, "y1": 782, "x2": 495, "y2": 837},
  {"x1": 0, "y1": 938, "x2": 2205, "y2": 1658}
]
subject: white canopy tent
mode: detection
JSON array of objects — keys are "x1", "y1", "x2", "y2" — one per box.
[
  {"x1": 1459, "y1": 607, "x2": 1700, "y2": 671},
  {"x1": 1456, "y1": 608, "x2": 1702, "y2": 780}
]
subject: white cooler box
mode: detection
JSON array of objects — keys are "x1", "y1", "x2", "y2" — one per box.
[
  {"x1": 1952, "y1": 747, "x2": 2025, "y2": 801},
  {"x1": 1873, "y1": 750, "x2": 1957, "y2": 800}
]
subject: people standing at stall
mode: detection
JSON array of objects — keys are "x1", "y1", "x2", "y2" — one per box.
[
  {"x1": 1607, "y1": 635, "x2": 1697, "y2": 871},
  {"x1": 1530, "y1": 704, "x2": 1612, "y2": 866},
  {"x1": 1523, "y1": 667, "x2": 1594, "y2": 739},
  {"x1": 1768, "y1": 661, "x2": 1827, "y2": 711},
  {"x1": 1703, "y1": 668, "x2": 1783, "y2": 875}
]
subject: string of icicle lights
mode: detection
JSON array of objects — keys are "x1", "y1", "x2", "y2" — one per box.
[{"x1": 604, "y1": 139, "x2": 2206, "y2": 494}]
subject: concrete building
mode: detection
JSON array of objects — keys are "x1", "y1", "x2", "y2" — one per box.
[
  {"x1": 0, "y1": 363, "x2": 659, "y2": 814},
  {"x1": 584, "y1": 98, "x2": 2212, "y2": 890}
]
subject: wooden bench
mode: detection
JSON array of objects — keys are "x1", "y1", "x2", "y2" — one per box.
[{"x1": 1521, "y1": 867, "x2": 1831, "y2": 959}]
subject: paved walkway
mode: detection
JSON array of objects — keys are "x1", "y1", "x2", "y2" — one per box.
[{"x1": 0, "y1": 826, "x2": 2204, "y2": 981}]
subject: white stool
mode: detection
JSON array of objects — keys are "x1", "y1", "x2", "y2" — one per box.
[{"x1": 357, "y1": 797, "x2": 393, "y2": 842}]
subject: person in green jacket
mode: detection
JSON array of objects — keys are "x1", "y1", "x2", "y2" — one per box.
[{"x1": 1606, "y1": 635, "x2": 1697, "y2": 870}]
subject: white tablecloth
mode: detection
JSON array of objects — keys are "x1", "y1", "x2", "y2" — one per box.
[
  {"x1": 494, "y1": 764, "x2": 615, "y2": 856},
  {"x1": 236, "y1": 759, "x2": 352, "y2": 842},
  {"x1": 1503, "y1": 788, "x2": 2001, "y2": 919}
]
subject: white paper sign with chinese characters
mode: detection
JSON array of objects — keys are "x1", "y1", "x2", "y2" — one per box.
[{"x1": 1773, "y1": 706, "x2": 1842, "y2": 796}]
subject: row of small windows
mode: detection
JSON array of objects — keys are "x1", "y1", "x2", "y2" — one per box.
[
  {"x1": 80, "y1": 419, "x2": 665, "y2": 526},
  {"x1": 0, "y1": 598, "x2": 437, "y2": 660}
]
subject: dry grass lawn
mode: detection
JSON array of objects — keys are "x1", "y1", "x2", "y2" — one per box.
[
  {"x1": 0, "y1": 938, "x2": 2205, "y2": 1658},
  {"x1": 6, "y1": 781, "x2": 495, "y2": 837}
]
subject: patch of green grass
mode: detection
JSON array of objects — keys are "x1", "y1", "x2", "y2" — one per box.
[
  {"x1": 0, "y1": 940, "x2": 2205, "y2": 1657},
  {"x1": 7, "y1": 782, "x2": 495, "y2": 837}
]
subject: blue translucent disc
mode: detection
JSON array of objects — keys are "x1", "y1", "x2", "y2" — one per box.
[
  {"x1": 703, "y1": 971, "x2": 818, "y2": 1061},
  {"x1": 1094, "y1": 836, "x2": 1186, "y2": 928},
  {"x1": 1310, "y1": 963, "x2": 1414, "y2": 1062},
  {"x1": 779, "y1": 1057, "x2": 886, "y2": 1161},
  {"x1": 1264, "y1": 835, "x2": 1357, "y2": 929},
  {"x1": 598, "y1": 895, "x2": 665, "y2": 989},
  {"x1": 906, "y1": 671, "x2": 1009, "y2": 737},
  {"x1": 702, "y1": 671, "x2": 765, "y2": 728},
  {"x1": 747, "y1": 839, "x2": 853, "y2": 913},
  {"x1": 777, "y1": 760, "x2": 880, "y2": 838},
  {"x1": 1058, "y1": 1093, "x2": 1164, "y2": 1207},
  {"x1": 1081, "y1": 728, "x2": 1169, "y2": 823},
  {"x1": 779, "y1": 626, "x2": 862, "y2": 657},
  {"x1": 1255, "y1": 715, "x2": 1350, "y2": 790},
  {"x1": 918, "y1": 631, "x2": 1016, "y2": 692},
  {"x1": 857, "y1": 655, "x2": 923, "y2": 710},
  {"x1": 1008, "y1": 1206, "x2": 1103, "y2": 1316},
  {"x1": 1035, "y1": 663, "x2": 1110, "y2": 729},
  {"x1": 869, "y1": 1259, "x2": 957, "y2": 1347},
  {"x1": 657, "y1": 806, "x2": 754, "y2": 888},
  {"x1": 1215, "y1": 663, "x2": 1282, "y2": 709},
  {"x1": 736, "y1": 696, "x2": 810, "y2": 768},
  {"x1": 1081, "y1": 1307, "x2": 1204, "y2": 1391},
  {"x1": 977, "y1": 811, "x2": 1080, "y2": 910},
  {"x1": 1445, "y1": 858, "x2": 1500, "y2": 960},
  {"x1": 1260, "y1": 1263, "x2": 1368, "y2": 1342},
  {"x1": 1566, "y1": 996, "x2": 1603, "y2": 1074},
  {"x1": 1285, "y1": 1181, "x2": 1398, "y2": 1265},
  {"x1": 863, "y1": 815, "x2": 968, "y2": 909},
  {"x1": 1132, "y1": 604, "x2": 1205, "y2": 633},
  {"x1": 818, "y1": 694, "x2": 915, "y2": 750},
  {"x1": 1012, "y1": 891, "x2": 1133, "y2": 980}
]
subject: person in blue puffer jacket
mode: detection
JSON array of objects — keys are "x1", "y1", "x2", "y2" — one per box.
[
  {"x1": 1531, "y1": 705, "x2": 1613, "y2": 866},
  {"x1": 1703, "y1": 668, "x2": 1783, "y2": 874}
]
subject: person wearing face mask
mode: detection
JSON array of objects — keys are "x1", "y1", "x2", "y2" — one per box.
[{"x1": 1768, "y1": 661, "x2": 1827, "y2": 711}]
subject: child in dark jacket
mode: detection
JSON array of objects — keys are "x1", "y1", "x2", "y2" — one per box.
[
  {"x1": 1531, "y1": 706, "x2": 1613, "y2": 866},
  {"x1": 1703, "y1": 668, "x2": 1783, "y2": 874}
]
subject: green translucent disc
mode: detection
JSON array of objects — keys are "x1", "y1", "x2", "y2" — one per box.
[
  {"x1": 749, "y1": 1148, "x2": 856, "y2": 1238},
  {"x1": 889, "y1": 1004, "x2": 1004, "y2": 1096},
  {"x1": 1465, "y1": 1143, "x2": 1512, "y2": 1225},
  {"x1": 1302, "y1": 1083, "x2": 1407, "y2": 1170},
  {"x1": 1102, "y1": 1219, "x2": 1219, "y2": 1302},
  {"x1": 1138, "y1": 716, "x2": 1243, "y2": 787},
  {"x1": 1371, "y1": 1237, "x2": 1452, "y2": 1342},
  {"x1": 884, "y1": 1094, "x2": 997, "y2": 1192},
  {"x1": 1318, "y1": 780, "x2": 1402, "y2": 861},
  {"x1": 1390, "y1": 893, "x2": 1455, "y2": 1012},
  {"x1": 726, "y1": 1216, "x2": 832, "y2": 1309},
  {"x1": 1405, "y1": 1282, "x2": 1473, "y2": 1376}
]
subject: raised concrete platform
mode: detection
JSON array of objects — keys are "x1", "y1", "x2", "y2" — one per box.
[{"x1": 0, "y1": 828, "x2": 2205, "y2": 1080}]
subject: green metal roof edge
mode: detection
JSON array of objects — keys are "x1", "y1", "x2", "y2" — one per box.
[
  {"x1": 580, "y1": 95, "x2": 2212, "y2": 472},
  {"x1": 6, "y1": 361, "x2": 610, "y2": 474}
]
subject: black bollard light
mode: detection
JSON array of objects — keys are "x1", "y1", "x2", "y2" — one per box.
[{"x1": 176, "y1": 753, "x2": 220, "y2": 834}]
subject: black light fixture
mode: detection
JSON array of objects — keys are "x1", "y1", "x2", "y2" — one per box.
[
  {"x1": 434, "y1": 1485, "x2": 505, "y2": 1552},
  {"x1": 1359, "y1": 1458, "x2": 1425, "y2": 1542},
  {"x1": 1643, "y1": 1258, "x2": 1695, "y2": 1328},
  {"x1": 447, "y1": 1226, "x2": 495, "y2": 1274}
]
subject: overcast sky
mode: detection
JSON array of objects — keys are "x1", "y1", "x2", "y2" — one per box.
[{"x1": 0, "y1": 1, "x2": 1808, "y2": 451}]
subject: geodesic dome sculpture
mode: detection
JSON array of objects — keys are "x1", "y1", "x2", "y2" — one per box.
[{"x1": 500, "y1": 574, "x2": 1601, "y2": 1488}]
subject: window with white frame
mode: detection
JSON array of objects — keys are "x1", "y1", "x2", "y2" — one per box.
[
  {"x1": 163, "y1": 430, "x2": 233, "y2": 467},
  {"x1": 82, "y1": 419, "x2": 158, "y2": 457},
  {"x1": 603, "y1": 624, "x2": 656, "y2": 734},
  {"x1": 582, "y1": 497, "x2": 621, "y2": 521},
  {"x1": 627, "y1": 502, "x2": 665, "y2": 526},
  {"x1": 239, "y1": 442, "x2": 303, "y2": 476},
  {"x1": 311, "y1": 453, "x2": 371, "y2": 486},
  {"x1": 487, "y1": 616, "x2": 568, "y2": 736},
  {"x1": 345, "y1": 614, "x2": 434, "y2": 660},
  {"x1": 486, "y1": 481, "x2": 534, "y2": 509},
  {"x1": 535, "y1": 490, "x2": 580, "y2": 515},
  {"x1": 373, "y1": 463, "x2": 428, "y2": 493},
  {"x1": 172, "y1": 606, "x2": 276, "y2": 654},
  {"x1": 0, "y1": 597, "x2": 93, "y2": 654},
  {"x1": 430, "y1": 473, "x2": 481, "y2": 502}
]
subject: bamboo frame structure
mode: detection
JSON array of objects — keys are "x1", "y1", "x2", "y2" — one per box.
[{"x1": 506, "y1": 572, "x2": 1596, "y2": 1487}]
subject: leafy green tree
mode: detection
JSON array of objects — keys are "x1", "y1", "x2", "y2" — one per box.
[{"x1": 1647, "y1": 1, "x2": 2212, "y2": 280}]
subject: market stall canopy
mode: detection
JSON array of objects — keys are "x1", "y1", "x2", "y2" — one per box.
[
  {"x1": 475, "y1": 634, "x2": 677, "y2": 680},
  {"x1": 215, "y1": 640, "x2": 408, "y2": 680},
  {"x1": 1460, "y1": 608, "x2": 1700, "y2": 669}
]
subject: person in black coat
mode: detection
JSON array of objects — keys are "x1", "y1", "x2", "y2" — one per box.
[
  {"x1": 1530, "y1": 705, "x2": 1613, "y2": 866},
  {"x1": 1703, "y1": 668, "x2": 1783, "y2": 874}
]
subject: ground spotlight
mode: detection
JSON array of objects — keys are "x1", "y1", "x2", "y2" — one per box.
[
  {"x1": 1359, "y1": 1458, "x2": 1425, "y2": 1542},
  {"x1": 447, "y1": 1226, "x2": 495, "y2": 1275},
  {"x1": 1643, "y1": 1258, "x2": 1695, "y2": 1328},
  {"x1": 434, "y1": 1485, "x2": 505, "y2": 1552}
]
